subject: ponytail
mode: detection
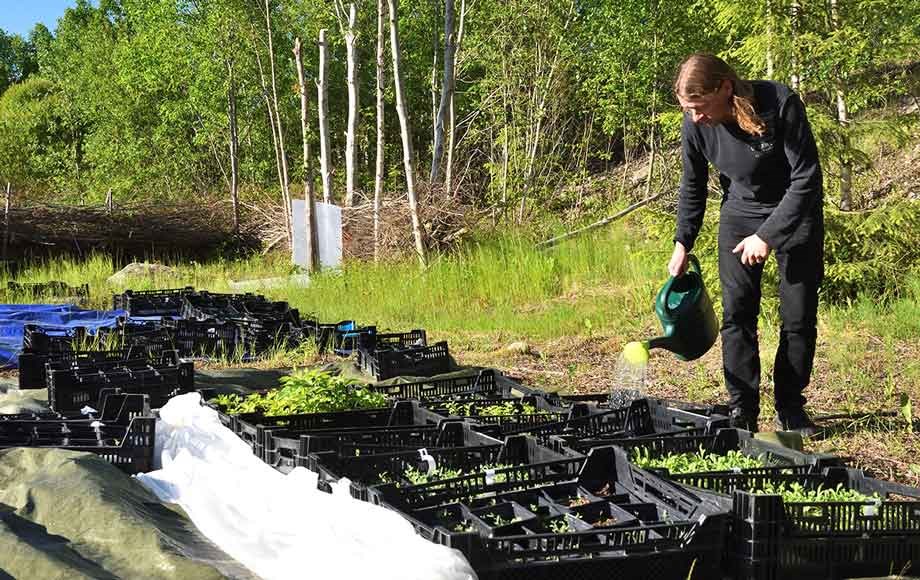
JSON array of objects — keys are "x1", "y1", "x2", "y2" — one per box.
[{"x1": 732, "y1": 87, "x2": 767, "y2": 137}]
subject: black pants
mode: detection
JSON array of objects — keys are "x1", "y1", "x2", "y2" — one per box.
[{"x1": 718, "y1": 203, "x2": 824, "y2": 416}]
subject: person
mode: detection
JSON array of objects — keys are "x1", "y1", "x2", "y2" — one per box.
[{"x1": 668, "y1": 53, "x2": 824, "y2": 436}]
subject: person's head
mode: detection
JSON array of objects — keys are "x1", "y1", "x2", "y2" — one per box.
[{"x1": 673, "y1": 53, "x2": 766, "y2": 136}]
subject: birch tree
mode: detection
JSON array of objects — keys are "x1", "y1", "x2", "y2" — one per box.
[
  {"x1": 317, "y1": 29, "x2": 333, "y2": 204},
  {"x1": 374, "y1": 0, "x2": 387, "y2": 261},
  {"x1": 335, "y1": 1, "x2": 359, "y2": 207},
  {"x1": 387, "y1": 0, "x2": 428, "y2": 267},
  {"x1": 429, "y1": 0, "x2": 456, "y2": 184}
]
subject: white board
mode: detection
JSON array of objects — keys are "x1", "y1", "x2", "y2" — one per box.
[{"x1": 291, "y1": 200, "x2": 342, "y2": 269}]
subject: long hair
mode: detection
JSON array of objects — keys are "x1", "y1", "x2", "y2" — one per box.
[{"x1": 674, "y1": 53, "x2": 767, "y2": 137}]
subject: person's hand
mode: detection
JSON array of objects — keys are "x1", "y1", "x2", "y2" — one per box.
[
  {"x1": 668, "y1": 242, "x2": 689, "y2": 277},
  {"x1": 733, "y1": 234, "x2": 771, "y2": 266}
]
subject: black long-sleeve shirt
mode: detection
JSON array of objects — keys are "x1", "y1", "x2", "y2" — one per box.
[{"x1": 674, "y1": 81, "x2": 823, "y2": 252}]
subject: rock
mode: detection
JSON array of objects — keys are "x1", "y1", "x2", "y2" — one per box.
[
  {"x1": 107, "y1": 262, "x2": 177, "y2": 285},
  {"x1": 503, "y1": 341, "x2": 533, "y2": 356}
]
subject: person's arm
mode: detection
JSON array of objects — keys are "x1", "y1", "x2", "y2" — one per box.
[
  {"x1": 674, "y1": 115, "x2": 709, "y2": 254},
  {"x1": 755, "y1": 93, "x2": 823, "y2": 251}
]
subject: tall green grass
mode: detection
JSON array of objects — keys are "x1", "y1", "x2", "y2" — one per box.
[
  {"x1": 0, "y1": 226, "x2": 666, "y2": 341},
  {"x1": 274, "y1": 227, "x2": 664, "y2": 339},
  {"x1": 3, "y1": 223, "x2": 917, "y2": 351}
]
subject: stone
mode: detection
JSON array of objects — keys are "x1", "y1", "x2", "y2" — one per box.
[{"x1": 107, "y1": 262, "x2": 177, "y2": 285}]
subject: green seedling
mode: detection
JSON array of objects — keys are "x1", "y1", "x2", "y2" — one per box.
[
  {"x1": 443, "y1": 400, "x2": 547, "y2": 417},
  {"x1": 482, "y1": 513, "x2": 517, "y2": 527},
  {"x1": 631, "y1": 446, "x2": 765, "y2": 474},
  {"x1": 547, "y1": 518, "x2": 575, "y2": 534},
  {"x1": 213, "y1": 369, "x2": 386, "y2": 416}
]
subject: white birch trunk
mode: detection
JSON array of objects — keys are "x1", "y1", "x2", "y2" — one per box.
[
  {"x1": 264, "y1": 0, "x2": 293, "y2": 251},
  {"x1": 318, "y1": 29, "x2": 333, "y2": 205},
  {"x1": 387, "y1": 0, "x2": 428, "y2": 267},
  {"x1": 343, "y1": 4, "x2": 359, "y2": 207},
  {"x1": 374, "y1": 0, "x2": 387, "y2": 262},
  {"x1": 429, "y1": 0, "x2": 456, "y2": 183},
  {"x1": 444, "y1": 0, "x2": 466, "y2": 194}
]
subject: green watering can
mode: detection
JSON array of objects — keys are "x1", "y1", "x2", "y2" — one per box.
[{"x1": 646, "y1": 254, "x2": 719, "y2": 361}]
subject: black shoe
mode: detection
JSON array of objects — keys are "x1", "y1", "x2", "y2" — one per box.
[
  {"x1": 775, "y1": 407, "x2": 819, "y2": 437},
  {"x1": 729, "y1": 408, "x2": 759, "y2": 433}
]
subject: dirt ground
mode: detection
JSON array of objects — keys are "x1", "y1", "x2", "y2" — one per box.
[{"x1": 456, "y1": 332, "x2": 920, "y2": 487}]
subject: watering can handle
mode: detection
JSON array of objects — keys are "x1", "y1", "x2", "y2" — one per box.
[{"x1": 657, "y1": 253, "x2": 701, "y2": 316}]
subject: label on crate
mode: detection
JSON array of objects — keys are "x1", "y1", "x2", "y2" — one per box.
[{"x1": 418, "y1": 448, "x2": 437, "y2": 474}]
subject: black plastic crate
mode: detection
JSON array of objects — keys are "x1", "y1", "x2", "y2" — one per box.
[
  {"x1": 669, "y1": 465, "x2": 920, "y2": 580},
  {"x1": 95, "y1": 320, "x2": 178, "y2": 359},
  {"x1": 165, "y1": 318, "x2": 241, "y2": 358},
  {"x1": 48, "y1": 360, "x2": 193, "y2": 413},
  {"x1": 366, "y1": 369, "x2": 507, "y2": 401},
  {"x1": 317, "y1": 435, "x2": 573, "y2": 501},
  {"x1": 22, "y1": 324, "x2": 88, "y2": 353},
  {"x1": 18, "y1": 347, "x2": 168, "y2": 390},
  {"x1": 0, "y1": 415, "x2": 154, "y2": 474},
  {"x1": 232, "y1": 400, "x2": 449, "y2": 459},
  {"x1": 539, "y1": 392, "x2": 731, "y2": 436},
  {"x1": 0, "y1": 391, "x2": 148, "y2": 429},
  {"x1": 264, "y1": 420, "x2": 505, "y2": 476},
  {"x1": 516, "y1": 398, "x2": 730, "y2": 453},
  {"x1": 370, "y1": 446, "x2": 728, "y2": 580},
  {"x1": 236, "y1": 300, "x2": 300, "y2": 325},
  {"x1": 232, "y1": 316, "x2": 298, "y2": 355},
  {"x1": 423, "y1": 394, "x2": 577, "y2": 438},
  {"x1": 357, "y1": 341, "x2": 451, "y2": 380},
  {"x1": 180, "y1": 290, "x2": 275, "y2": 321},
  {"x1": 112, "y1": 286, "x2": 196, "y2": 316},
  {"x1": 8, "y1": 281, "x2": 90, "y2": 301},
  {"x1": 356, "y1": 328, "x2": 427, "y2": 351},
  {"x1": 613, "y1": 428, "x2": 843, "y2": 477}
]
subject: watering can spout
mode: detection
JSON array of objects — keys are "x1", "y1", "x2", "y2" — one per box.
[{"x1": 647, "y1": 336, "x2": 677, "y2": 353}]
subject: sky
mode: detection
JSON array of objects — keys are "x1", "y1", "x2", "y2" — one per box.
[{"x1": 1, "y1": 0, "x2": 89, "y2": 38}]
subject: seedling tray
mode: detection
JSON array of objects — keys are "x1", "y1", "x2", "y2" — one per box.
[
  {"x1": 224, "y1": 400, "x2": 449, "y2": 458},
  {"x1": 614, "y1": 428, "x2": 843, "y2": 477},
  {"x1": 309, "y1": 435, "x2": 570, "y2": 500},
  {"x1": 370, "y1": 446, "x2": 728, "y2": 580},
  {"x1": 357, "y1": 341, "x2": 451, "y2": 380},
  {"x1": 165, "y1": 318, "x2": 241, "y2": 358},
  {"x1": 48, "y1": 360, "x2": 193, "y2": 413},
  {"x1": 423, "y1": 394, "x2": 576, "y2": 437},
  {"x1": 264, "y1": 420, "x2": 502, "y2": 475},
  {"x1": 112, "y1": 286, "x2": 196, "y2": 316},
  {"x1": 0, "y1": 415, "x2": 154, "y2": 474},
  {"x1": 664, "y1": 462, "x2": 920, "y2": 579},
  {"x1": 19, "y1": 348, "x2": 171, "y2": 390},
  {"x1": 366, "y1": 369, "x2": 507, "y2": 401}
]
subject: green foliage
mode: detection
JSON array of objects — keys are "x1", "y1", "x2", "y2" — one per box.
[
  {"x1": 756, "y1": 481, "x2": 877, "y2": 505},
  {"x1": 631, "y1": 446, "x2": 765, "y2": 473},
  {"x1": 0, "y1": 77, "x2": 77, "y2": 190},
  {"x1": 382, "y1": 462, "x2": 515, "y2": 486},
  {"x1": 547, "y1": 517, "x2": 575, "y2": 534},
  {"x1": 631, "y1": 199, "x2": 920, "y2": 307},
  {"x1": 443, "y1": 400, "x2": 546, "y2": 417},
  {"x1": 214, "y1": 369, "x2": 387, "y2": 416},
  {"x1": 823, "y1": 202, "x2": 920, "y2": 303}
]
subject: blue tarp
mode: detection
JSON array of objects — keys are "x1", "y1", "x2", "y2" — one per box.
[{"x1": 0, "y1": 304, "x2": 126, "y2": 369}]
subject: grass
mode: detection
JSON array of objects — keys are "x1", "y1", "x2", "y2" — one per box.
[{"x1": 3, "y1": 222, "x2": 919, "y2": 485}]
